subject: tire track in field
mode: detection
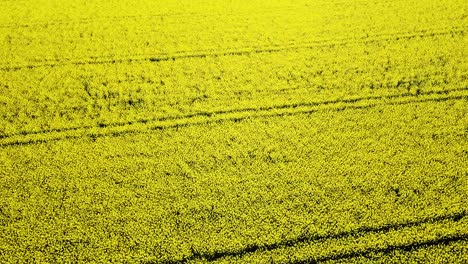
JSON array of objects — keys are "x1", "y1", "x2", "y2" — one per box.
[
  {"x1": 0, "y1": 26, "x2": 465, "y2": 71},
  {"x1": 147, "y1": 210, "x2": 468, "y2": 263},
  {"x1": 294, "y1": 234, "x2": 468, "y2": 264},
  {"x1": 0, "y1": 88, "x2": 466, "y2": 147},
  {"x1": 1, "y1": 87, "x2": 466, "y2": 140}
]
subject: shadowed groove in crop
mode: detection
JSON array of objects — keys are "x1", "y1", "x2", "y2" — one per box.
[
  {"x1": 1, "y1": 89, "x2": 466, "y2": 148},
  {"x1": 142, "y1": 211, "x2": 467, "y2": 263},
  {"x1": 293, "y1": 233, "x2": 468, "y2": 264},
  {"x1": 0, "y1": 26, "x2": 465, "y2": 71},
  {"x1": 1, "y1": 87, "x2": 466, "y2": 141}
]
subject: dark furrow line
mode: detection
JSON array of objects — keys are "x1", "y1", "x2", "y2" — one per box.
[
  {"x1": 0, "y1": 26, "x2": 465, "y2": 71},
  {"x1": 0, "y1": 136, "x2": 72, "y2": 147},
  {"x1": 4, "y1": 26, "x2": 466, "y2": 70},
  {"x1": 0, "y1": 0, "x2": 396, "y2": 29},
  {"x1": 1, "y1": 87, "x2": 466, "y2": 140},
  {"x1": 144, "y1": 211, "x2": 467, "y2": 264},
  {"x1": 298, "y1": 234, "x2": 468, "y2": 264},
  {"x1": 0, "y1": 12, "x2": 201, "y2": 28},
  {"x1": 1, "y1": 94, "x2": 466, "y2": 147},
  {"x1": 0, "y1": 6, "x2": 300, "y2": 29},
  {"x1": 271, "y1": 95, "x2": 468, "y2": 119}
]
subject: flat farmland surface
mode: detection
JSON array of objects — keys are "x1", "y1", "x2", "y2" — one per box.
[{"x1": 0, "y1": 0, "x2": 467, "y2": 263}]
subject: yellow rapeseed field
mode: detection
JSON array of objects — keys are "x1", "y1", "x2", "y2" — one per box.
[{"x1": 0, "y1": 0, "x2": 467, "y2": 263}]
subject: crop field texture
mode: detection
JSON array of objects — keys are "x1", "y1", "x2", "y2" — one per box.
[{"x1": 0, "y1": 0, "x2": 467, "y2": 263}]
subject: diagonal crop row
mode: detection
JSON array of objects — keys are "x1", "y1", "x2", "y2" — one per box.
[
  {"x1": 1, "y1": 87, "x2": 466, "y2": 148},
  {"x1": 146, "y1": 210, "x2": 468, "y2": 263},
  {"x1": 295, "y1": 233, "x2": 468, "y2": 264},
  {"x1": 1, "y1": 87, "x2": 466, "y2": 140},
  {"x1": 0, "y1": 26, "x2": 465, "y2": 71}
]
